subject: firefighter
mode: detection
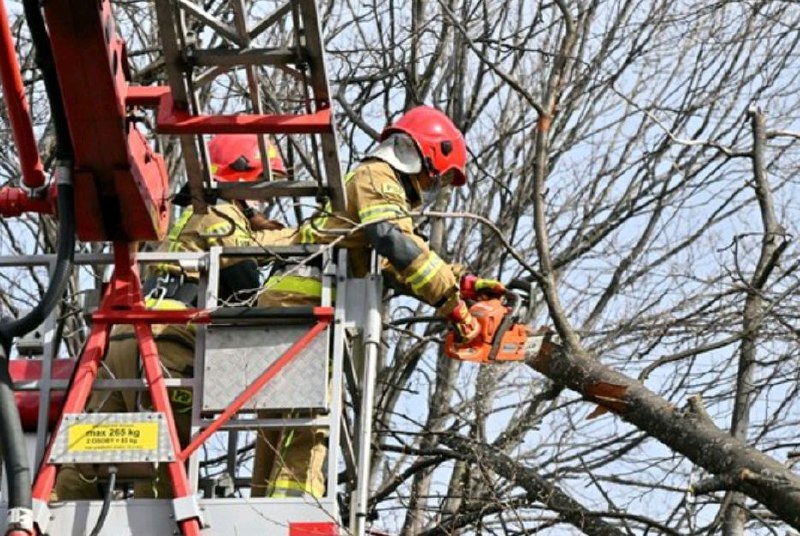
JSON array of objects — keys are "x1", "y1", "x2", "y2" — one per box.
[
  {"x1": 54, "y1": 135, "x2": 294, "y2": 500},
  {"x1": 251, "y1": 106, "x2": 506, "y2": 499}
]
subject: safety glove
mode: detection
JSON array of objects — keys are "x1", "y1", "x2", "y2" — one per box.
[
  {"x1": 460, "y1": 274, "x2": 506, "y2": 301},
  {"x1": 447, "y1": 300, "x2": 481, "y2": 343}
]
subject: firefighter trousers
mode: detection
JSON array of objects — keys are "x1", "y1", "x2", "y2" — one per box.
[
  {"x1": 251, "y1": 288, "x2": 328, "y2": 498},
  {"x1": 53, "y1": 324, "x2": 194, "y2": 500}
]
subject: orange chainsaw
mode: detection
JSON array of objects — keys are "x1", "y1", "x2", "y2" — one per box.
[{"x1": 444, "y1": 288, "x2": 531, "y2": 364}]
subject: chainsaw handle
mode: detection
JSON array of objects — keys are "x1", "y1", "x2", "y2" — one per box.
[{"x1": 488, "y1": 291, "x2": 521, "y2": 361}]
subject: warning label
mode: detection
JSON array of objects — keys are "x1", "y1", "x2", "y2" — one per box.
[{"x1": 67, "y1": 422, "x2": 159, "y2": 452}]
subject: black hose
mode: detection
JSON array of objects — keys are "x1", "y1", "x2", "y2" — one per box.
[
  {"x1": 21, "y1": 0, "x2": 73, "y2": 160},
  {"x1": 0, "y1": 344, "x2": 31, "y2": 518},
  {"x1": 0, "y1": 0, "x2": 76, "y2": 523},
  {"x1": 0, "y1": 169, "x2": 74, "y2": 521},
  {"x1": 0, "y1": 169, "x2": 75, "y2": 346},
  {"x1": 89, "y1": 467, "x2": 117, "y2": 536}
]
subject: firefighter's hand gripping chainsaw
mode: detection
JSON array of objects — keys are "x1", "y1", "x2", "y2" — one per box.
[{"x1": 444, "y1": 284, "x2": 531, "y2": 364}]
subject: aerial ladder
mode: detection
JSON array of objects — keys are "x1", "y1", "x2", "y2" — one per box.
[{"x1": 0, "y1": 1, "x2": 380, "y2": 535}]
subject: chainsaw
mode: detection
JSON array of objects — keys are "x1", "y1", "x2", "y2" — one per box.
[{"x1": 443, "y1": 283, "x2": 532, "y2": 364}]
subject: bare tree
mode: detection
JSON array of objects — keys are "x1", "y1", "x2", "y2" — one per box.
[{"x1": 3, "y1": 1, "x2": 800, "y2": 534}]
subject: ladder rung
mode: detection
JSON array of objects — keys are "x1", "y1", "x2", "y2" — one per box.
[
  {"x1": 216, "y1": 180, "x2": 322, "y2": 201},
  {"x1": 157, "y1": 106, "x2": 334, "y2": 135},
  {"x1": 188, "y1": 47, "x2": 304, "y2": 67}
]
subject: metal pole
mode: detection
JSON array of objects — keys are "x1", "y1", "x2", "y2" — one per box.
[
  {"x1": 351, "y1": 274, "x2": 381, "y2": 536},
  {"x1": 0, "y1": 0, "x2": 46, "y2": 191}
]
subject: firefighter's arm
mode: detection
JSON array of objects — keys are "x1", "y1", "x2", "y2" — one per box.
[
  {"x1": 354, "y1": 166, "x2": 460, "y2": 315},
  {"x1": 202, "y1": 204, "x2": 252, "y2": 248},
  {"x1": 205, "y1": 204, "x2": 298, "y2": 248}
]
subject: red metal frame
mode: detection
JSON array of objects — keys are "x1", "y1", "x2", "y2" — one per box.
[
  {"x1": 289, "y1": 522, "x2": 339, "y2": 536},
  {"x1": 0, "y1": 0, "x2": 46, "y2": 191},
  {"x1": 10, "y1": 358, "x2": 76, "y2": 431},
  {"x1": 30, "y1": 242, "x2": 334, "y2": 535},
  {"x1": 38, "y1": 0, "x2": 169, "y2": 242},
  {"x1": 0, "y1": 186, "x2": 55, "y2": 218},
  {"x1": 126, "y1": 86, "x2": 334, "y2": 135},
  {"x1": 31, "y1": 243, "x2": 203, "y2": 536}
]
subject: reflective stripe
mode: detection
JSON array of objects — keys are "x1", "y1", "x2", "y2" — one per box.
[
  {"x1": 299, "y1": 171, "x2": 356, "y2": 244},
  {"x1": 406, "y1": 252, "x2": 446, "y2": 292},
  {"x1": 150, "y1": 263, "x2": 177, "y2": 276},
  {"x1": 271, "y1": 479, "x2": 321, "y2": 498},
  {"x1": 152, "y1": 209, "x2": 195, "y2": 274},
  {"x1": 357, "y1": 203, "x2": 406, "y2": 224},
  {"x1": 300, "y1": 225, "x2": 314, "y2": 244},
  {"x1": 264, "y1": 275, "x2": 323, "y2": 298},
  {"x1": 300, "y1": 202, "x2": 331, "y2": 244},
  {"x1": 169, "y1": 208, "x2": 194, "y2": 242},
  {"x1": 143, "y1": 297, "x2": 196, "y2": 334},
  {"x1": 204, "y1": 221, "x2": 233, "y2": 237},
  {"x1": 144, "y1": 297, "x2": 188, "y2": 311}
]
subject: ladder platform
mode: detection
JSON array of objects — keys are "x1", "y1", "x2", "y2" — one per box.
[{"x1": 2, "y1": 500, "x2": 339, "y2": 536}]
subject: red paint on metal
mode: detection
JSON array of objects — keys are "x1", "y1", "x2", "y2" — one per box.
[
  {"x1": 179, "y1": 318, "x2": 331, "y2": 461},
  {"x1": 157, "y1": 91, "x2": 333, "y2": 134},
  {"x1": 10, "y1": 359, "x2": 77, "y2": 431},
  {"x1": 133, "y1": 322, "x2": 202, "y2": 536},
  {"x1": 125, "y1": 85, "x2": 170, "y2": 107},
  {"x1": 92, "y1": 309, "x2": 211, "y2": 324},
  {"x1": 128, "y1": 86, "x2": 333, "y2": 135},
  {"x1": 41, "y1": 0, "x2": 168, "y2": 241},
  {"x1": 30, "y1": 322, "x2": 111, "y2": 502},
  {"x1": 289, "y1": 522, "x2": 339, "y2": 536},
  {"x1": 0, "y1": 0, "x2": 46, "y2": 190},
  {"x1": 32, "y1": 242, "x2": 203, "y2": 534},
  {"x1": 0, "y1": 187, "x2": 55, "y2": 217}
]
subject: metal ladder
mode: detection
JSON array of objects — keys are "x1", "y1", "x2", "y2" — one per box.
[
  {"x1": 137, "y1": 0, "x2": 346, "y2": 214},
  {"x1": 0, "y1": 246, "x2": 382, "y2": 536}
]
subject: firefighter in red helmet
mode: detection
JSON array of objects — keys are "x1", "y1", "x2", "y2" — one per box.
[
  {"x1": 54, "y1": 134, "x2": 294, "y2": 500},
  {"x1": 252, "y1": 106, "x2": 505, "y2": 498}
]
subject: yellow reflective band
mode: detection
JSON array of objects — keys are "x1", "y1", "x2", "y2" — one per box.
[
  {"x1": 298, "y1": 171, "x2": 356, "y2": 244},
  {"x1": 144, "y1": 297, "x2": 188, "y2": 311},
  {"x1": 150, "y1": 263, "x2": 177, "y2": 276},
  {"x1": 170, "y1": 389, "x2": 193, "y2": 410},
  {"x1": 407, "y1": 252, "x2": 445, "y2": 292},
  {"x1": 357, "y1": 203, "x2": 406, "y2": 224},
  {"x1": 299, "y1": 223, "x2": 315, "y2": 244},
  {"x1": 167, "y1": 207, "x2": 194, "y2": 245},
  {"x1": 271, "y1": 479, "x2": 323, "y2": 498},
  {"x1": 264, "y1": 275, "x2": 326, "y2": 299},
  {"x1": 143, "y1": 298, "x2": 196, "y2": 334},
  {"x1": 204, "y1": 221, "x2": 232, "y2": 237}
]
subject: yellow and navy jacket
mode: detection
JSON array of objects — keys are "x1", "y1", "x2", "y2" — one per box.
[
  {"x1": 150, "y1": 201, "x2": 298, "y2": 280},
  {"x1": 298, "y1": 159, "x2": 460, "y2": 315}
]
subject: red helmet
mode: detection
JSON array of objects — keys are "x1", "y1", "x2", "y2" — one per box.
[
  {"x1": 208, "y1": 134, "x2": 287, "y2": 182},
  {"x1": 380, "y1": 106, "x2": 467, "y2": 186}
]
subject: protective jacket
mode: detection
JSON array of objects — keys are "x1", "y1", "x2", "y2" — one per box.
[
  {"x1": 151, "y1": 202, "x2": 297, "y2": 302},
  {"x1": 295, "y1": 159, "x2": 460, "y2": 315}
]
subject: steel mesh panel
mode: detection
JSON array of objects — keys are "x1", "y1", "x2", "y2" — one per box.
[{"x1": 202, "y1": 325, "x2": 329, "y2": 412}]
